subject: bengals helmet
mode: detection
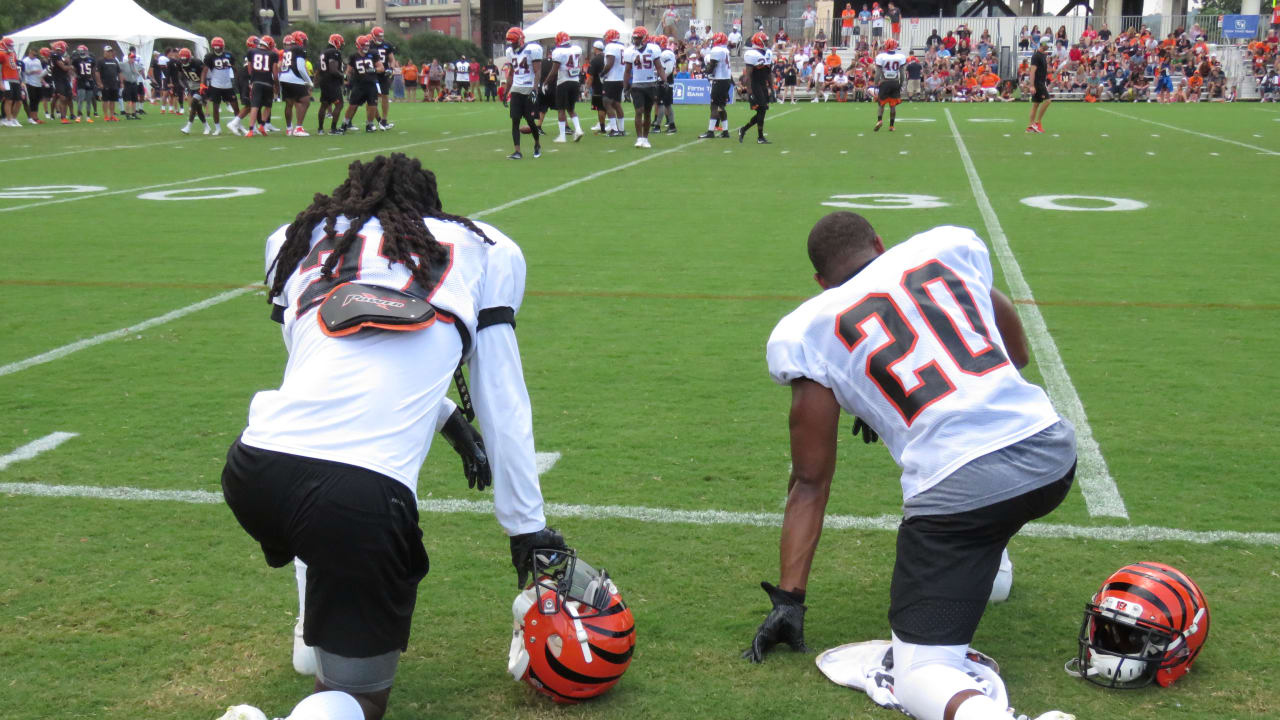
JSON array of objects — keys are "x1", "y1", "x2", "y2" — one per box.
[
  {"x1": 329, "y1": 33, "x2": 344, "y2": 49},
  {"x1": 884, "y1": 38, "x2": 898, "y2": 52},
  {"x1": 39, "y1": 47, "x2": 51, "y2": 59},
  {"x1": 0, "y1": 37, "x2": 13, "y2": 50},
  {"x1": 211, "y1": 37, "x2": 225, "y2": 51},
  {"x1": 178, "y1": 48, "x2": 192, "y2": 60},
  {"x1": 77, "y1": 44, "x2": 88, "y2": 53},
  {"x1": 246, "y1": 35, "x2": 258, "y2": 49},
  {"x1": 712, "y1": 32, "x2": 728, "y2": 46},
  {"x1": 506, "y1": 27, "x2": 525, "y2": 47},
  {"x1": 555, "y1": 31, "x2": 570, "y2": 45},
  {"x1": 261, "y1": 35, "x2": 276, "y2": 49},
  {"x1": 751, "y1": 31, "x2": 768, "y2": 48},
  {"x1": 355, "y1": 34, "x2": 371, "y2": 53},
  {"x1": 508, "y1": 550, "x2": 635, "y2": 703},
  {"x1": 294, "y1": 31, "x2": 308, "y2": 46},
  {"x1": 632, "y1": 26, "x2": 649, "y2": 44},
  {"x1": 53, "y1": 40, "x2": 68, "y2": 53},
  {"x1": 603, "y1": 29, "x2": 620, "y2": 44},
  {"x1": 1068, "y1": 562, "x2": 1209, "y2": 689},
  {"x1": 371, "y1": 26, "x2": 385, "y2": 41}
]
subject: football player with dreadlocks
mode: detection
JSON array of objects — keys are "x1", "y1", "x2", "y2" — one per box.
[
  {"x1": 221, "y1": 152, "x2": 568, "y2": 720},
  {"x1": 737, "y1": 31, "x2": 774, "y2": 144},
  {"x1": 502, "y1": 27, "x2": 542, "y2": 159},
  {"x1": 315, "y1": 34, "x2": 346, "y2": 135}
]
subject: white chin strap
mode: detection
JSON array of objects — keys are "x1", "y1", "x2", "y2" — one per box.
[
  {"x1": 507, "y1": 587, "x2": 537, "y2": 682},
  {"x1": 1087, "y1": 649, "x2": 1148, "y2": 683}
]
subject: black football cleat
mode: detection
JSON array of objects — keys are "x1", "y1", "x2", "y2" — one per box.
[
  {"x1": 757, "y1": 136, "x2": 772, "y2": 144},
  {"x1": 507, "y1": 151, "x2": 522, "y2": 159},
  {"x1": 738, "y1": 127, "x2": 746, "y2": 143},
  {"x1": 698, "y1": 130, "x2": 716, "y2": 139}
]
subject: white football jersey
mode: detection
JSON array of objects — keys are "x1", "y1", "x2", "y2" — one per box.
[
  {"x1": 706, "y1": 45, "x2": 731, "y2": 80},
  {"x1": 622, "y1": 42, "x2": 661, "y2": 83},
  {"x1": 744, "y1": 46, "x2": 774, "y2": 68},
  {"x1": 246, "y1": 215, "x2": 527, "y2": 493},
  {"x1": 766, "y1": 226, "x2": 1060, "y2": 500},
  {"x1": 875, "y1": 51, "x2": 907, "y2": 79},
  {"x1": 603, "y1": 41, "x2": 627, "y2": 81},
  {"x1": 551, "y1": 44, "x2": 582, "y2": 84},
  {"x1": 455, "y1": 59, "x2": 470, "y2": 75},
  {"x1": 506, "y1": 42, "x2": 543, "y2": 88},
  {"x1": 659, "y1": 48, "x2": 677, "y2": 78}
]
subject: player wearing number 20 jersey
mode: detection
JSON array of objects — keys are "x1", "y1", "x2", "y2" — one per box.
[{"x1": 755, "y1": 211, "x2": 1077, "y2": 720}]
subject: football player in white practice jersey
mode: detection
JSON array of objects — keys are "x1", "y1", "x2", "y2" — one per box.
[
  {"x1": 622, "y1": 26, "x2": 664, "y2": 148},
  {"x1": 600, "y1": 28, "x2": 627, "y2": 136},
  {"x1": 737, "y1": 32, "x2": 774, "y2": 144},
  {"x1": 221, "y1": 154, "x2": 568, "y2": 720},
  {"x1": 545, "y1": 31, "x2": 585, "y2": 143},
  {"x1": 502, "y1": 27, "x2": 543, "y2": 159},
  {"x1": 654, "y1": 35, "x2": 678, "y2": 133},
  {"x1": 699, "y1": 32, "x2": 733, "y2": 139},
  {"x1": 874, "y1": 38, "x2": 906, "y2": 131},
  {"x1": 745, "y1": 211, "x2": 1078, "y2": 720}
]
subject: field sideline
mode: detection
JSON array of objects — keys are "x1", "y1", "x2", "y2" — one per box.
[{"x1": 1, "y1": 100, "x2": 1277, "y2": 719}]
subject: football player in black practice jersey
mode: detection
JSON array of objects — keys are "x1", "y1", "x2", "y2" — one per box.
[
  {"x1": 341, "y1": 34, "x2": 384, "y2": 134},
  {"x1": 244, "y1": 39, "x2": 279, "y2": 137},
  {"x1": 369, "y1": 26, "x2": 396, "y2": 129},
  {"x1": 175, "y1": 48, "x2": 209, "y2": 134},
  {"x1": 316, "y1": 34, "x2": 346, "y2": 135},
  {"x1": 201, "y1": 37, "x2": 239, "y2": 135}
]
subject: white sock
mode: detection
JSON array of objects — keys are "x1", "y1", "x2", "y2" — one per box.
[
  {"x1": 558, "y1": 120, "x2": 566, "y2": 137},
  {"x1": 607, "y1": 117, "x2": 616, "y2": 131},
  {"x1": 892, "y1": 635, "x2": 1009, "y2": 720},
  {"x1": 294, "y1": 557, "x2": 308, "y2": 618},
  {"x1": 709, "y1": 118, "x2": 718, "y2": 131},
  {"x1": 571, "y1": 116, "x2": 581, "y2": 133}
]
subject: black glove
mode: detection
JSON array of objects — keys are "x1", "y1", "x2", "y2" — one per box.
[
  {"x1": 440, "y1": 407, "x2": 491, "y2": 491},
  {"x1": 851, "y1": 416, "x2": 879, "y2": 444},
  {"x1": 742, "y1": 581, "x2": 808, "y2": 662},
  {"x1": 509, "y1": 527, "x2": 568, "y2": 589}
]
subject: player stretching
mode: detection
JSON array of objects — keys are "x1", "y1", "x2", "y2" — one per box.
[
  {"x1": 503, "y1": 27, "x2": 542, "y2": 159},
  {"x1": 1027, "y1": 35, "x2": 1051, "y2": 133},
  {"x1": 699, "y1": 32, "x2": 732, "y2": 138},
  {"x1": 873, "y1": 38, "x2": 905, "y2": 132},
  {"x1": 737, "y1": 32, "x2": 774, "y2": 145},
  {"x1": 545, "y1": 32, "x2": 585, "y2": 143},
  {"x1": 175, "y1": 49, "x2": 208, "y2": 134},
  {"x1": 622, "y1": 26, "x2": 662, "y2": 148}
]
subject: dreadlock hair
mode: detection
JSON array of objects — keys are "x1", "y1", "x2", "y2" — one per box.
[{"x1": 267, "y1": 153, "x2": 492, "y2": 303}]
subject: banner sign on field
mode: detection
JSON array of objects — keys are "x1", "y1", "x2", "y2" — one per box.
[
  {"x1": 673, "y1": 78, "x2": 734, "y2": 104},
  {"x1": 1221, "y1": 14, "x2": 1259, "y2": 39}
]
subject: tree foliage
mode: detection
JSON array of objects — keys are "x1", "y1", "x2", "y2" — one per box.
[{"x1": 2, "y1": 0, "x2": 68, "y2": 34}]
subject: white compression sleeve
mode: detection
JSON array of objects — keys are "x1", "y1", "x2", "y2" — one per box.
[{"x1": 891, "y1": 635, "x2": 1010, "y2": 720}]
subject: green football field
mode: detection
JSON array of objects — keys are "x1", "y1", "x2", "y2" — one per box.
[{"x1": 1, "y1": 99, "x2": 1277, "y2": 720}]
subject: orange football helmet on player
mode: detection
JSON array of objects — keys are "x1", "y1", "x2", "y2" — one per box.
[
  {"x1": 506, "y1": 27, "x2": 526, "y2": 47},
  {"x1": 52, "y1": 40, "x2": 68, "y2": 53},
  {"x1": 39, "y1": 47, "x2": 51, "y2": 59},
  {"x1": 603, "y1": 29, "x2": 620, "y2": 44},
  {"x1": 211, "y1": 37, "x2": 225, "y2": 51},
  {"x1": 371, "y1": 26, "x2": 385, "y2": 41},
  {"x1": 245, "y1": 35, "x2": 258, "y2": 49},
  {"x1": 261, "y1": 36, "x2": 276, "y2": 49},
  {"x1": 632, "y1": 26, "x2": 649, "y2": 44},
  {"x1": 0, "y1": 37, "x2": 13, "y2": 50},
  {"x1": 178, "y1": 48, "x2": 192, "y2": 60},
  {"x1": 555, "y1": 31, "x2": 570, "y2": 45},
  {"x1": 508, "y1": 550, "x2": 635, "y2": 703},
  {"x1": 751, "y1": 31, "x2": 768, "y2": 48},
  {"x1": 712, "y1": 32, "x2": 728, "y2": 46},
  {"x1": 1069, "y1": 562, "x2": 1209, "y2": 689},
  {"x1": 294, "y1": 31, "x2": 308, "y2": 46},
  {"x1": 884, "y1": 38, "x2": 898, "y2": 52},
  {"x1": 328, "y1": 33, "x2": 344, "y2": 49}
]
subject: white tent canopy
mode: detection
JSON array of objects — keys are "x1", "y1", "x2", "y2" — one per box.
[
  {"x1": 9, "y1": 0, "x2": 207, "y2": 71},
  {"x1": 522, "y1": 0, "x2": 631, "y2": 42}
]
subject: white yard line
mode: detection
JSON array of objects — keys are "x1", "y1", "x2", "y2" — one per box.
[
  {"x1": 0, "y1": 480, "x2": 1271, "y2": 546},
  {"x1": 0, "y1": 137, "x2": 194, "y2": 165},
  {"x1": 944, "y1": 108, "x2": 1128, "y2": 520},
  {"x1": 0, "y1": 433, "x2": 79, "y2": 471},
  {"x1": 1098, "y1": 108, "x2": 1280, "y2": 155},
  {"x1": 0, "y1": 130, "x2": 501, "y2": 214},
  {"x1": 0, "y1": 286, "x2": 256, "y2": 378}
]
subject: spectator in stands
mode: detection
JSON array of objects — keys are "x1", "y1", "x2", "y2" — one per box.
[
  {"x1": 728, "y1": 26, "x2": 743, "y2": 56},
  {"x1": 858, "y1": 4, "x2": 872, "y2": 41},
  {"x1": 841, "y1": 4, "x2": 856, "y2": 48},
  {"x1": 927, "y1": 28, "x2": 942, "y2": 49},
  {"x1": 802, "y1": 4, "x2": 818, "y2": 45},
  {"x1": 888, "y1": 3, "x2": 901, "y2": 41},
  {"x1": 815, "y1": 28, "x2": 828, "y2": 56},
  {"x1": 1098, "y1": 24, "x2": 1112, "y2": 44},
  {"x1": 1019, "y1": 25, "x2": 1030, "y2": 50},
  {"x1": 924, "y1": 69, "x2": 944, "y2": 100},
  {"x1": 905, "y1": 54, "x2": 923, "y2": 100},
  {"x1": 1056, "y1": 25, "x2": 1068, "y2": 48}
]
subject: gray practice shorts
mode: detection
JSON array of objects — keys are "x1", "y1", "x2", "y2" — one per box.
[{"x1": 316, "y1": 648, "x2": 401, "y2": 694}]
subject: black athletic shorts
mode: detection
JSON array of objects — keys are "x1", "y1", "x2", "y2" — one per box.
[
  {"x1": 101, "y1": 86, "x2": 119, "y2": 102},
  {"x1": 1032, "y1": 82, "x2": 1049, "y2": 103},
  {"x1": 750, "y1": 88, "x2": 770, "y2": 110},
  {"x1": 6, "y1": 85, "x2": 23, "y2": 103},
  {"x1": 535, "y1": 87, "x2": 553, "y2": 114},
  {"x1": 509, "y1": 89, "x2": 536, "y2": 120},
  {"x1": 603, "y1": 80, "x2": 623, "y2": 102},
  {"x1": 320, "y1": 80, "x2": 343, "y2": 104},
  {"x1": 879, "y1": 79, "x2": 901, "y2": 100},
  {"x1": 630, "y1": 84, "x2": 656, "y2": 111},
  {"x1": 172, "y1": 84, "x2": 185, "y2": 101},
  {"x1": 222, "y1": 439, "x2": 429, "y2": 658},
  {"x1": 250, "y1": 82, "x2": 273, "y2": 107},
  {"x1": 56, "y1": 80, "x2": 72, "y2": 98},
  {"x1": 380, "y1": 72, "x2": 393, "y2": 94},
  {"x1": 456, "y1": 80, "x2": 471, "y2": 93},
  {"x1": 207, "y1": 87, "x2": 237, "y2": 104},
  {"x1": 281, "y1": 82, "x2": 309, "y2": 101},
  {"x1": 711, "y1": 79, "x2": 732, "y2": 105},
  {"x1": 122, "y1": 83, "x2": 138, "y2": 102},
  {"x1": 555, "y1": 81, "x2": 579, "y2": 112},
  {"x1": 661, "y1": 83, "x2": 674, "y2": 105},
  {"x1": 349, "y1": 81, "x2": 378, "y2": 106},
  {"x1": 591, "y1": 94, "x2": 604, "y2": 111},
  {"x1": 888, "y1": 463, "x2": 1074, "y2": 645}
]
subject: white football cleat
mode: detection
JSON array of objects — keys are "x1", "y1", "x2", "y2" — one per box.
[
  {"x1": 292, "y1": 127, "x2": 310, "y2": 137},
  {"x1": 293, "y1": 617, "x2": 317, "y2": 675},
  {"x1": 553, "y1": 135, "x2": 566, "y2": 143},
  {"x1": 989, "y1": 548, "x2": 1013, "y2": 604},
  {"x1": 202, "y1": 123, "x2": 212, "y2": 135},
  {"x1": 264, "y1": 123, "x2": 279, "y2": 133},
  {"x1": 634, "y1": 137, "x2": 645, "y2": 148},
  {"x1": 573, "y1": 130, "x2": 585, "y2": 142},
  {"x1": 216, "y1": 705, "x2": 269, "y2": 720},
  {"x1": 180, "y1": 122, "x2": 191, "y2": 135},
  {"x1": 211, "y1": 125, "x2": 221, "y2": 136}
]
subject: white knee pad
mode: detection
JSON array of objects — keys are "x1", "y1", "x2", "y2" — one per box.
[{"x1": 890, "y1": 635, "x2": 1009, "y2": 720}]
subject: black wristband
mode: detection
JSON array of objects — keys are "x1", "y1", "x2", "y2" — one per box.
[{"x1": 779, "y1": 587, "x2": 806, "y2": 605}]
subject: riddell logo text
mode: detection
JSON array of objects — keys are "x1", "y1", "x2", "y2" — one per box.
[{"x1": 343, "y1": 292, "x2": 406, "y2": 311}]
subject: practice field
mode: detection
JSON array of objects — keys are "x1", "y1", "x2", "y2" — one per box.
[{"x1": 1, "y1": 100, "x2": 1277, "y2": 720}]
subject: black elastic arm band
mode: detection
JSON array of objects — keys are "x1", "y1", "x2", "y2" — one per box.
[
  {"x1": 477, "y1": 306, "x2": 516, "y2": 331},
  {"x1": 270, "y1": 304, "x2": 285, "y2": 324}
]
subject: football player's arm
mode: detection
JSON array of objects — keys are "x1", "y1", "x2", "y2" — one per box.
[
  {"x1": 623, "y1": 59, "x2": 632, "y2": 90},
  {"x1": 778, "y1": 378, "x2": 840, "y2": 593},
  {"x1": 990, "y1": 288, "x2": 1029, "y2": 369},
  {"x1": 602, "y1": 54, "x2": 615, "y2": 77},
  {"x1": 545, "y1": 61, "x2": 559, "y2": 92},
  {"x1": 530, "y1": 59, "x2": 541, "y2": 90}
]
